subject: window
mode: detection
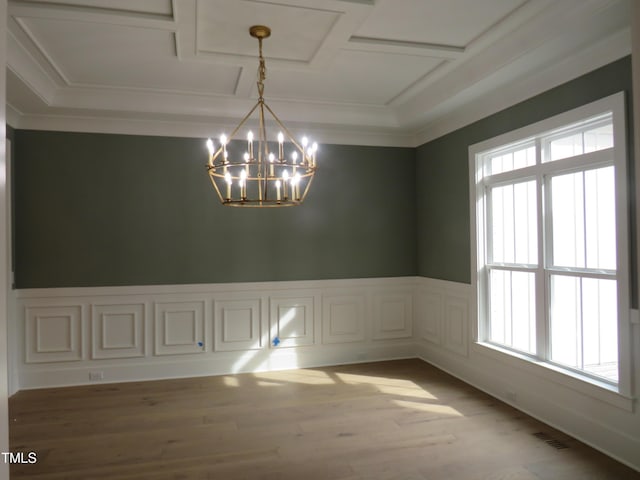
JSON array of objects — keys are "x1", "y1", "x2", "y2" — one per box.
[{"x1": 470, "y1": 93, "x2": 631, "y2": 394}]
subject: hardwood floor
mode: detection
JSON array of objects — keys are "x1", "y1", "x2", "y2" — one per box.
[{"x1": 8, "y1": 359, "x2": 640, "y2": 479}]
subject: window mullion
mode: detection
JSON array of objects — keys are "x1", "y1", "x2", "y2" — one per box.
[{"x1": 537, "y1": 141, "x2": 549, "y2": 360}]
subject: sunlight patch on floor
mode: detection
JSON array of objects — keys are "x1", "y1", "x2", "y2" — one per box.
[
  {"x1": 376, "y1": 384, "x2": 438, "y2": 400},
  {"x1": 392, "y1": 399, "x2": 463, "y2": 417},
  {"x1": 223, "y1": 376, "x2": 240, "y2": 387},
  {"x1": 254, "y1": 369, "x2": 335, "y2": 385}
]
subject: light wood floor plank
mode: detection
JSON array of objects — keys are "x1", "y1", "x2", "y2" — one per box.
[{"x1": 9, "y1": 359, "x2": 640, "y2": 479}]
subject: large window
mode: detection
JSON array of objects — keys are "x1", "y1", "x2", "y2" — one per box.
[{"x1": 470, "y1": 93, "x2": 631, "y2": 394}]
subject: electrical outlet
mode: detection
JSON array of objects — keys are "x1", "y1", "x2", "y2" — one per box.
[{"x1": 89, "y1": 371, "x2": 104, "y2": 381}]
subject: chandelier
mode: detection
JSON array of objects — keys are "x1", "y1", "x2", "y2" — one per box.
[{"x1": 206, "y1": 25, "x2": 317, "y2": 207}]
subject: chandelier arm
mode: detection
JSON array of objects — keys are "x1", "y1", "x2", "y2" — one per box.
[
  {"x1": 208, "y1": 170, "x2": 225, "y2": 201},
  {"x1": 298, "y1": 169, "x2": 315, "y2": 202},
  {"x1": 258, "y1": 101, "x2": 269, "y2": 200},
  {"x1": 225, "y1": 101, "x2": 261, "y2": 146},
  {"x1": 208, "y1": 101, "x2": 261, "y2": 167},
  {"x1": 262, "y1": 101, "x2": 307, "y2": 156}
]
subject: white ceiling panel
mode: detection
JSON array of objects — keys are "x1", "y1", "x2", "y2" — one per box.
[
  {"x1": 353, "y1": 0, "x2": 528, "y2": 47},
  {"x1": 19, "y1": 18, "x2": 240, "y2": 94},
  {"x1": 20, "y1": 0, "x2": 174, "y2": 16},
  {"x1": 196, "y1": 0, "x2": 340, "y2": 62},
  {"x1": 264, "y1": 50, "x2": 443, "y2": 105}
]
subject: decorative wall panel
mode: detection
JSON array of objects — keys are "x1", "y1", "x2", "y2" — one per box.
[
  {"x1": 269, "y1": 296, "x2": 315, "y2": 348},
  {"x1": 418, "y1": 290, "x2": 443, "y2": 344},
  {"x1": 214, "y1": 298, "x2": 262, "y2": 352},
  {"x1": 322, "y1": 294, "x2": 365, "y2": 344},
  {"x1": 92, "y1": 303, "x2": 145, "y2": 359},
  {"x1": 372, "y1": 292, "x2": 412, "y2": 340},
  {"x1": 155, "y1": 300, "x2": 206, "y2": 356},
  {"x1": 443, "y1": 294, "x2": 469, "y2": 357},
  {"x1": 25, "y1": 305, "x2": 82, "y2": 363}
]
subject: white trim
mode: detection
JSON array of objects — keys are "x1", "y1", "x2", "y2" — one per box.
[
  {"x1": 7, "y1": 112, "x2": 415, "y2": 148},
  {"x1": 633, "y1": 0, "x2": 640, "y2": 317},
  {"x1": 470, "y1": 94, "x2": 624, "y2": 156},
  {"x1": 471, "y1": 341, "x2": 633, "y2": 411},
  {"x1": 0, "y1": 0, "x2": 9, "y2": 474},
  {"x1": 15, "y1": 276, "x2": 418, "y2": 300},
  {"x1": 5, "y1": 24, "x2": 630, "y2": 149},
  {"x1": 414, "y1": 27, "x2": 630, "y2": 146},
  {"x1": 469, "y1": 92, "x2": 632, "y2": 396}
]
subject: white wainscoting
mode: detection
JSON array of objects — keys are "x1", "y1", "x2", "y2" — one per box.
[
  {"x1": 12, "y1": 275, "x2": 640, "y2": 471},
  {"x1": 414, "y1": 278, "x2": 470, "y2": 357},
  {"x1": 15, "y1": 277, "x2": 417, "y2": 389},
  {"x1": 414, "y1": 276, "x2": 640, "y2": 473}
]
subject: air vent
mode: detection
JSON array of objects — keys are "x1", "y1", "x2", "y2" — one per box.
[{"x1": 532, "y1": 431, "x2": 569, "y2": 450}]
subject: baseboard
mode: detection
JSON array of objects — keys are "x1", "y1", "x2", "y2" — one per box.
[{"x1": 19, "y1": 341, "x2": 417, "y2": 390}]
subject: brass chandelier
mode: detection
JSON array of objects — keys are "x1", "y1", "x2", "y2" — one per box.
[{"x1": 206, "y1": 25, "x2": 317, "y2": 207}]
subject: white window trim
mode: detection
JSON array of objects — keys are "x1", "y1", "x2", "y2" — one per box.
[{"x1": 469, "y1": 92, "x2": 633, "y2": 406}]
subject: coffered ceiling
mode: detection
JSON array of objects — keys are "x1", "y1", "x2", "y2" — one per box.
[{"x1": 6, "y1": 0, "x2": 632, "y2": 146}]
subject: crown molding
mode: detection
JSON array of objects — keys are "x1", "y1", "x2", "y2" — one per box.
[
  {"x1": 5, "y1": 0, "x2": 631, "y2": 148},
  {"x1": 412, "y1": 27, "x2": 631, "y2": 146}
]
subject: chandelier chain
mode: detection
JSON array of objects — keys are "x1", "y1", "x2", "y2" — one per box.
[{"x1": 257, "y1": 38, "x2": 266, "y2": 101}]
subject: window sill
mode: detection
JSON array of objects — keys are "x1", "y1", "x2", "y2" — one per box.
[{"x1": 473, "y1": 341, "x2": 635, "y2": 412}]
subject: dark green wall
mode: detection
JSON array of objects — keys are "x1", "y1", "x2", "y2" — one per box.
[
  {"x1": 416, "y1": 56, "x2": 635, "y2": 286},
  {"x1": 12, "y1": 57, "x2": 634, "y2": 289},
  {"x1": 14, "y1": 133, "x2": 416, "y2": 288}
]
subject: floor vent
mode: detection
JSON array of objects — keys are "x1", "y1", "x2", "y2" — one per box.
[{"x1": 532, "y1": 431, "x2": 570, "y2": 450}]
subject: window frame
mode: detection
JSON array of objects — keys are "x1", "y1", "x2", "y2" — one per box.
[{"x1": 469, "y1": 92, "x2": 632, "y2": 401}]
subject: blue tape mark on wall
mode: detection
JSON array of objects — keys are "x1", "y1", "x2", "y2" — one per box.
[
  {"x1": 197, "y1": 341, "x2": 203, "y2": 347},
  {"x1": 272, "y1": 337, "x2": 280, "y2": 347}
]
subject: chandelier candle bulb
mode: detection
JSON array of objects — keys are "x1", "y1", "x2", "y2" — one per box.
[
  {"x1": 276, "y1": 180, "x2": 281, "y2": 201},
  {"x1": 294, "y1": 172, "x2": 301, "y2": 200},
  {"x1": 301, "y1": 137, "x2": 308, "y2": 165},
  {"x1": 240, "y1": 170, "x2": 247, "y2": 199},
  {"x1": 220, "y1": 134, "x2": 227, "y2": 157},
  {"x1": 269, "y1": 152, "x2": 275, "y2": 176},
  {"x1": 247, "y1": 131, "x2": 254, "y2": 159},
  {"x1": 225, "y1": 172, "x2": 232, "y2": 200},
  {"x1": 278, "y1": 132, "x2": 284, "y2": 160},
  {"x1": 206, "y1": 138, "x2": 214, "y2": 162},
  {"x1": 282, "y1": 170, "x2": 289, "y2": 199}
]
